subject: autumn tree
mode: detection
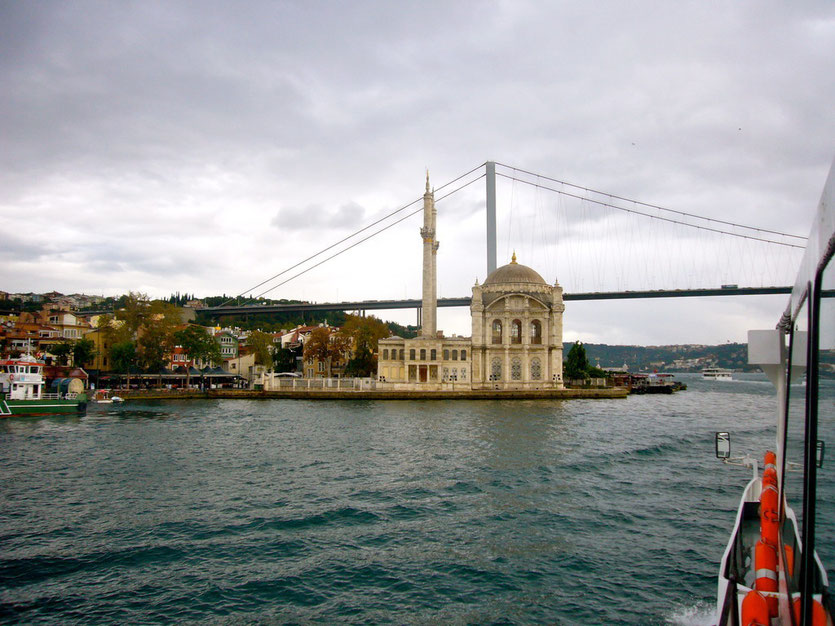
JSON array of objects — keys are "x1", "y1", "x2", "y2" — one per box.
[
  {"x1": 247, "y1": 330, "x2": 274, "y2": 367},
  {"x1": 339, "y1": 315, "x2": 390, "y2": 377},
  {"x1": 118, "y1": 292, "x2": 151, "y2": 336},
  {"x1": 303, "y1": 327, "x2": 350, "y2": 377}
]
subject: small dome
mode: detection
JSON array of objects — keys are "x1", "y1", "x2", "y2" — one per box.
[{"x1": 483, "y1": 254, "x2": 547, "y2": 286}]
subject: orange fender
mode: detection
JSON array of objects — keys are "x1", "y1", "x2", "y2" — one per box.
[{"x1": 741, "y1": 590, "x2": 770, "y2": 626}]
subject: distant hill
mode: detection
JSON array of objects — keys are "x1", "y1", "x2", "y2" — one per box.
[{"x1": 570, "y1": 342, "x2": 751, "y2": 372}]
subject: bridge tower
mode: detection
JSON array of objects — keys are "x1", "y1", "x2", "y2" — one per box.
[
  {"x1": 420, "y1": 171, "x2": 439, "y2": 338},
  {"x1": 486, "y1": 160, "x2": 497, "y2": 276}
]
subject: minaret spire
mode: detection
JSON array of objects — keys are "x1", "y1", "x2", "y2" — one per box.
[{"x1": 420, "y1": 171, "x2": 439, "y2": 338}]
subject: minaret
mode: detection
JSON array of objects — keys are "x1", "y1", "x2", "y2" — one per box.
[{"x1": 420, "y1": 171, "x2": 439, "y2": 338}]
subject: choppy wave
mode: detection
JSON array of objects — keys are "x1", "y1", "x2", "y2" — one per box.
[{"x1": 1, "y1": 385, "x2": 832, "y2": 624}]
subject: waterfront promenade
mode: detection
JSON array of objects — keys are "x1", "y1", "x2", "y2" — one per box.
[{"x1": 112, "y1": 387, "x2": 629, "y2": 401}]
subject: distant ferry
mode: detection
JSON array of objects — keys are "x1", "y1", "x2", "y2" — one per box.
[
  {"x1": 702, "y1": 367, "x2": 733, "y2": 380},
  {"x1": 0, "y1": 354, "x2": 87, "y2": 416}
]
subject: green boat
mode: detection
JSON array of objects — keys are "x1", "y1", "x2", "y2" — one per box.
[{"x1": 0, "y1": 354, "x2": 87, "y2": 417}]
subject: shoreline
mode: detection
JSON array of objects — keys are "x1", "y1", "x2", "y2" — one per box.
[{"x1": 109, "y1": 387, "x2": 629, "y2": 401}]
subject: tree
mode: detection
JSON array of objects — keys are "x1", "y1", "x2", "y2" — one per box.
[
  {"x1": 339, "y1": 315, "x2": 390, "y2": 377},
  {"x1": 340, "y1": 315, "x2": 390, "y2": 352},
  {"x1": 118, "y1": 292, "x2": 150, "y2": 336},
  {"x1": 174, "y1": 325, "x2": 221, "y2": 389},
  {"x1": 303, "y1": 327, "x2": 350, "y2": 377},
  {"x1": 344, "y1": 345, "x2": 376, "y2": 377},
  {"x1": 111, "y1": 341, "x2": 138, "y2": 389},
  {"x1": 51, "y1": 341, "x2": 74, "y2": 366},
  {"x1": 273, "y1": 347, "x2": 298, "y2": 373},
  {"x1": 247, "y1": 330, "x2": 274, "y2": 367},
  {"x1": 564, "y1": 341, "x2": 590, "y2": 381},
  {"x1": 136, "y1": 301, "x2": 182, "y2": 386},
  {"x1": 73, "y1": 338, "x2": 97, "y2": 369}
]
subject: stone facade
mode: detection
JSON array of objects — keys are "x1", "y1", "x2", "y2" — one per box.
[
  {"x1": 470, "y1": 254, "x2": 564, "y2": 389},
  {"x1": 377, "y1": 177, "x2": 565, "y2": 391}
]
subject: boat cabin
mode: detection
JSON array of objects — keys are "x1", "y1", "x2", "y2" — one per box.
[{"x1": 0, "y1": 358, "x2": 45, "y2": 400}]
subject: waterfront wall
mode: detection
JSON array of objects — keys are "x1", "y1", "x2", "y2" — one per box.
[{"x1": 115, "y1": 387, "x2": 628, "y2": 401}]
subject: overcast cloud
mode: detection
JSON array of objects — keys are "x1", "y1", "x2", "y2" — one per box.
[{"x1": 1, "y1": 1, "x2": 833, "y2": 344}]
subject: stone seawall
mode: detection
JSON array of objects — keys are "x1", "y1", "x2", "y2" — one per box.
[{"x1": 116, "y1": 388, "x2": 628, "y2": 401}]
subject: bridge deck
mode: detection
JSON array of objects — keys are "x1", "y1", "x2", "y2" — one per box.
[{"x1": 198, "y1": 287, "x2": 792, "y2": 316}]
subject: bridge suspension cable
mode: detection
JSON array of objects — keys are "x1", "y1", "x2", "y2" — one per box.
[
  {"x1": 221, "y1": 165, "x2": 486, "y2": 305},
  {"x1": 494, "y1": 161, "x2": 806, "y2": 244}
]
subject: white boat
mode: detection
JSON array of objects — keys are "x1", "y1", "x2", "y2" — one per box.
[
  {"x1": 703, "y1": 367, "x2": 733, "y2": 380},
  {"x1": 0, "y1": 354, "x2": 88, "y2": 416},
  {"x1": 713, "y1": 158, "x2": 834, "y2": 625},
  {"x1": 93, "y1": 390, "x2": 124, "y2": 404}
]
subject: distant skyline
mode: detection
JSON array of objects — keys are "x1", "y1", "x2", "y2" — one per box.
[{"x1": 2, "y1": 2, "x2": 833, "y2": 344}]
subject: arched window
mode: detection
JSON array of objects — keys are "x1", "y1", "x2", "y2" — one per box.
[
  {"x1": 511, "y1": 319, "x2": 522, "y2": 344},
  {"x1": 430, "y1": 349, "x2": 436, "y2": 361},
  {"x1": 443, "y1": 349, "x2": 450, "y2": 360},
  {"x1": 490, "y1": 357, "x2": 502, "y2": 381},
  {"x1": 383, "y1": 349, "x2": 389, "y2": 360},
  {"x1": 420, "y1": 348, "x2": 426, "y2": 360},
  {"x1": 511, "y1": 357, "x2": 522, "y2": 380},
  {"x1": 452, "y1": 350, "x2": 458, "y2": 361},
  {"x1": 531, "y1": 357, "x2": 542, "y2": 380},
  {"x1": 461, "y1": 350, "x2": 467, "y2": 360},
  {"x1": 531, "y1": 320, "x2": 542, "y2": 345},
  {"x1": 492, "y1": 320, "x2": 502, "y2": 344},
  {"x1": 399, "y1": 349, "x2": 405, "y2": 360},
  {"x1": 409, "y1": 349, "x2": 416, "y2": 361}
]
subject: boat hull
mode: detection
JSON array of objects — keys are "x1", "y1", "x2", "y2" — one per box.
[{"x1": 1, "y1": 395, "x2": 87, "y2": 416}]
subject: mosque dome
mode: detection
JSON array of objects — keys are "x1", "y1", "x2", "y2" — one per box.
[{"x1": 483, "y1": 253, "x2": 547, "y2": 286}]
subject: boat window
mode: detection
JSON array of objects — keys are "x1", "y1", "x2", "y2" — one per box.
[{"x1": 811, "y1": 252, "x2": 835, "y2": 577}]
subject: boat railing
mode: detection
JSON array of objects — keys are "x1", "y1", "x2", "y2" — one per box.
[{"x1": 39, "y1": 392, "x2": 79, "y2": 400}]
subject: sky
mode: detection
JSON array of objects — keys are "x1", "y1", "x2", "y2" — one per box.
[{"x1": 1, "y1": 1, "x2": 833, "y2": 345}]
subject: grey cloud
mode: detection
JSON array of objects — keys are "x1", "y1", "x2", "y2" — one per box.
[
  {"x1": 272, "y1": 201, "x2": 365, "y2": 231},
  {"x1": 1, "y1": 1, "x2": 833, "y2": 342}
]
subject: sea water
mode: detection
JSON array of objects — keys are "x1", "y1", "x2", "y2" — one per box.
[{"x1": 1, "y1": 374, "x2": 833, "y2": 624}]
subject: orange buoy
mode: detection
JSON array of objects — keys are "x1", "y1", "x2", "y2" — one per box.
[
  {"x1": 764, "y1": 450, "x2": 777, "y2": 468},
  {"x1": 754, "y1": 540, "x2": 779, "y2": 616},
  {"x1": 741, "y1": 589, "x2": 770, "y2": 626},
  {"x1": 760, "y1": 483, "x2": 780, "y2": 546},
  {"x1": 784, "y1": 544, "x2": 795, "y2": 577},
  {"x1": 762, "y1": 466, "x2": 778, "y2": 489},
  {"x1": 792, "y1": 597, "x2": 828, "y2": 625}
]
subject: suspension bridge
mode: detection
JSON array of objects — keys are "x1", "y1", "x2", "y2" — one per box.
[{"x1": 200, "y1": 161, "x2": 803, "y2": 319}]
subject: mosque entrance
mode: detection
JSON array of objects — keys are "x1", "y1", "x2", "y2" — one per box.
[{"x1": 419, "y1": 365, "x2": 428, "y2": 383}]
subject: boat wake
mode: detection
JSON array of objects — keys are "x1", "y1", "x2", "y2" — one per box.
[{"x1": 665, "y1": 601, "x2": 714, "y2": 625}]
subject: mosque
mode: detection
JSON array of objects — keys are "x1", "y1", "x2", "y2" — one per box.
[{"x1": 377, "y1": 175, "x2": 565, "y2": 390}]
